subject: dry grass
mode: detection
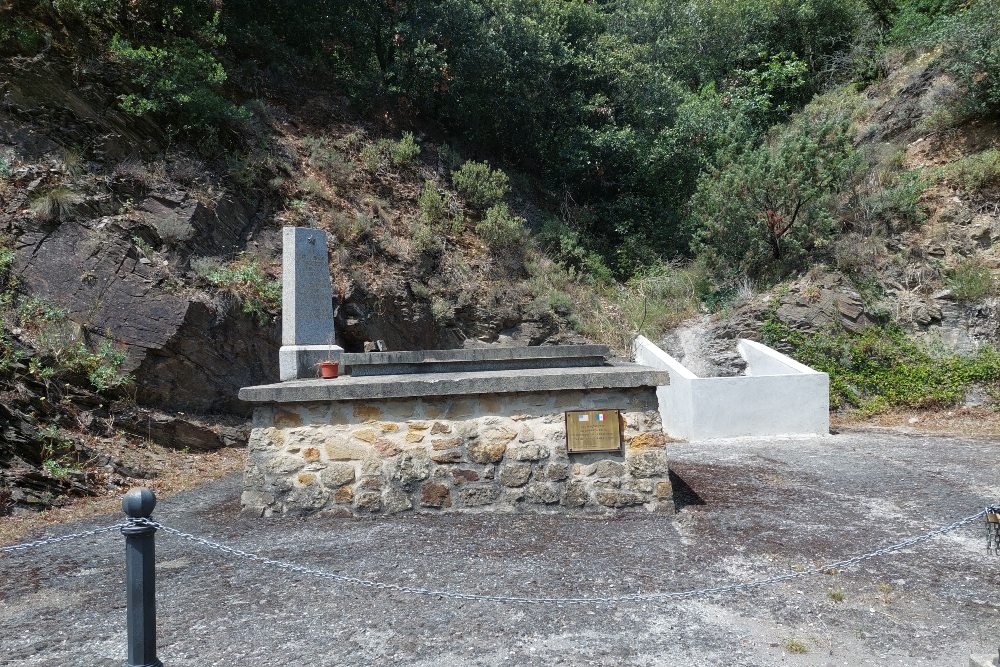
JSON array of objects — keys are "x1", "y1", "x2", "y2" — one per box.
[
  {"x1": 0, "y1": 445, "x2": 245, "y2": 547},
  {"x1": 834, "y1": 406, "x2": 1000, "y2": 438}
]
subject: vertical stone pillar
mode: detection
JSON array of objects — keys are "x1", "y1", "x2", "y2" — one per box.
[{"x1": 278, "y1": 227, "x2": 342, "y2": 381}]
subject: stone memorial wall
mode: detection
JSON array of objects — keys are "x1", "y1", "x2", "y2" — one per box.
[{"x1": 242, "y1": 387, "x2": 673, "y2": 517}]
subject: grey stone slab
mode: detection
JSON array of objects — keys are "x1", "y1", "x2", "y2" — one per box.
[
  {"x1": 347, "y1": 354, "x2": 609, "y2": 376},
  {"x1": 240, "y1": 364, "x2": 670, "y2": 403},
  {"x1": 279, "y1": 345, "x2": 343, "y2": 382},
  {"x1": 341, "y1": 344, "x2": 610, "y2": 367},
  {"x1": 281, "y1": 227, "x2": 335, "y2": 347}
]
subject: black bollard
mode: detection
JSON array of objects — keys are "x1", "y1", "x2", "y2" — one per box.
[{"x1": 121, "y1": 488, "x2": 164, "y2": 667}]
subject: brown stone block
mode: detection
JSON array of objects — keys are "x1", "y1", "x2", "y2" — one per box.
[
  {"x1": 273, "y1": 409, "x2": 302, "y2": 428},
  {"x1": 430, "y1": 421, "x2": 452, "y2": 434},
  {"x1": 297, "y1": 472, "x2": 317, "y2": 486},
  {"x1": 627, "y1": 432, "x2": 667, "y2": 450},
  {"x1": 467, "y1": 440, "x2": 506, "y2": 464},
  {"x1": 498, "y1": 463, "x2": 531, "y2": 487},
  {"x1": 352, "y1": 428, "x2": 379, "y2": 444},
  {"x1": 358, "y1": 477, "x2": 382, "y2": 491},
  {"x1": 353, "y1": 404, "x2": 382, "y2": 422},
  {"x1": 420, "y1": 481, "x2": 452, "y2": 508},
  {"x1": 451, "y1": 469, "x2": 480, "y2": 484},
  {"x1": 374, "y1": 438, "x2": 401, "y2": 458},
  {"x1": 334, "y1": 485, "x2": 354, "y2": 503},
  {"x1": 408, "y1": 421, "x2": 431, "y2": 431},
  {"x1": 325, "y1": 438, "x2": 374, "y2": 461},
  {"x1": 431, "y1": 437, "x2": 464, "y2": 450},
  {"x1": 355, "y1": 491, "x2": 382, "y2": 512},
  {"x1": 379, "y1": 422, "x2": 400, "y2": 433},
  {"x1": 654, "y1": 480, "x2": 672, "y2": 499},
  {"x1": 431, "y1": 451, "x2": 463, "y2": 464},
  {"x1": 405, "y1": 431, "x2": 425, "y2": 444},
  {"x1": 595, "y1": 489, "x2": 645, "y2": 508},
  {"x1": 303, "y1": 447, "x2": 321, "y2": 463}
]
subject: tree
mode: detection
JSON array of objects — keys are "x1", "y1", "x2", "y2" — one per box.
[{"x1": 690, "y1": 94, "x2": 860, "y2": 279}]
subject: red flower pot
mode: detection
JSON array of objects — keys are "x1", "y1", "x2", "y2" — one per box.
[{"x1": 318, "y1": 361, "x2": 339, "y2": 379}]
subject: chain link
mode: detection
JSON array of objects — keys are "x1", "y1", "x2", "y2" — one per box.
[
  {"x1": 134, "y1": 507, "x2": 989, "y2": 605},
  {"x1": 0, "y1": 523, "x2": 129, "y2": 555}
]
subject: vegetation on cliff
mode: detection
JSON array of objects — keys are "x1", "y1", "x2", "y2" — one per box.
[{"x1": 2, "y1": 0, "x2": 1000, "y2": 510}]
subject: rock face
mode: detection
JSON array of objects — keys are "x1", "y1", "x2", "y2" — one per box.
[
  {"x1": 242, "y1": 388, "x2": 674, "y2": 516},
  {"x1": 14, "y1": 219, "x2": 279, "y2": 415}
]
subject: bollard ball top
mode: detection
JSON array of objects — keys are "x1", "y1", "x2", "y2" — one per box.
[{"x1": 122, "y1": 487, "x2": 157, "y2": 518}]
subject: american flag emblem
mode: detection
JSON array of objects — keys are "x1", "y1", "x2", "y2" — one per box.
[{"x1": 578, "y1": 414, "x2": 589, "y2": 422}]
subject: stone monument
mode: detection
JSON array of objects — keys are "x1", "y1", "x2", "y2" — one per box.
[{"x1": 278, "y1": 227, "x2": 342, "y2": 381}]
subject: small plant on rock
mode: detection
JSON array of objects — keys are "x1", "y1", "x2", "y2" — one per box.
[
  {"x1": 29, "y1": 186, "x2": 82, "y2": 222},
  {"x1": 782, "y1": 638, "x2": 809, "y2": 654},
  {"x1": 207, "y1": 258, "x2": 281, "y2": 322},
  {"x1": 947, "y1": 258, "x2": 995, "y2": 301}
]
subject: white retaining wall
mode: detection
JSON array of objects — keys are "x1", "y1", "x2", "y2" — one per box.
[{"x1": 634, "y1": 336, "x2": 829, "y2": 441}]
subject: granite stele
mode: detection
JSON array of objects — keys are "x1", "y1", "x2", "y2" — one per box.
[
  {"x1": 239, "y1": 227, "x2": 675, "y2": 517},
  {"x1": 278, "y1": 226, "x2": 342, "y2": 381}
]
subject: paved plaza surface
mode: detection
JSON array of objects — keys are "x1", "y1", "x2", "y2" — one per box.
[{"x1": 1, "y1": 428, "x2": 997, "y2": 666}]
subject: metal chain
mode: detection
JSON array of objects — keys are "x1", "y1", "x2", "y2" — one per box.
[
  {"x1": 136, "y1": 507, "x2": 990, "y2": 605},
  {"x1": 0, "y1": 522, "x2": 129, "y2": 554}
]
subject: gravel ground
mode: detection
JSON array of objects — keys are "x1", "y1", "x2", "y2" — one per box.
[{"x1": 1, "y1": 428, "x2": 998, "y2": 666}]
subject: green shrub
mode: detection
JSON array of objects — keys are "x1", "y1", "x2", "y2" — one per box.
[
  {"x1": 207, "y1": 258, "x2": 281, "y2": 322},
  {"x1": 303, "y1": 136, "x2": 355, "y2": 183},
  {"x1": 63, "y1": 340, "x2": 133, "y2": 392},
  {"x1": 430, "y1": 296, "x2": 456, "y2": 325},
  {"x1": 925, "y1": 1, "x2": 1000, "y2": 118},
  {"x1": 865, "y1": 170, "x2": 927, "y2": 227},
  {"x1": 0, "y1": 17, "x2": 45, "y2": 55},
  {"x1": 418, "y1": 181, "x2": 448, "y2": 225},
  {"x1": 934, "y1": 150, "x2": 1000, "y2": 192},
  {"x1": 391, "y1": 132, "x2": 420, "y2": 167},
  {"x1": 476, "y1": 203, "x2": 525, "y2": 248},
  {"x1": 690, "y1": 96, "x2": 860, "y2": 280},
  {"x1": 29, "y1": 186, "x2": 83, "y2": 222},
  {"x1": 359, "y1": 139, "x2": 392, "y2": 175},
  {"x1": 108, "y1": 20, "x2": 248, "y2": 135},
  {"x1": 409, "y1": 220, "x2": 442, "y2": 257},
  {"x1": 761, "y1": 321, "x2": 1000, "y2": 412},
  {"x1": 947, "y1": 258, "x2": 995, "y2": 301},
  {"x1": 538, "y1": 217, "x2": 614, "y2": 285},
  {"x1": 17, "y1": 297, "x2": 67, "y2": 332},
  {"x1": 0, "y1": 148, "x2": 15, "y2": 179},
  {"x1": 452, "y1": 161, "x2": 509, "y2": 211}
]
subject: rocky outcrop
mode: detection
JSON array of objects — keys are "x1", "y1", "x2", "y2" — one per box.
[{"x1": 13, "y1": 217, "x2": 279, "y2": 414}]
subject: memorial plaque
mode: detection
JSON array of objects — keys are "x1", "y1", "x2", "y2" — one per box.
[{"x1": 565, "y1": 409, "x2": 623, "y2": 453}]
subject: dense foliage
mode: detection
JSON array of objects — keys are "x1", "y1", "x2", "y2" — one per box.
[
  {"x1": 4, "y1": 0, "x2": 997, "y2": 281},
  {"x1": 763, "y1": 321, "x2": 1000, "y2": 413}
]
